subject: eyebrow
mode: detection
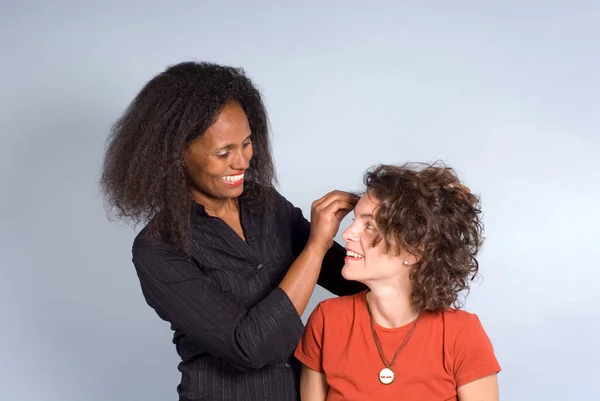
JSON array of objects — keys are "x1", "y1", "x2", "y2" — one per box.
[
  {"x1": 214, "y1": 134, "x2": 252, "y2": 152},
  {"x1": 353, "y1": 212, "x2": 373, "y2": 219}
]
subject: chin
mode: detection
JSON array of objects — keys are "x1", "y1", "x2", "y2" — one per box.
[
  {"x1": 231, "y1": 185, "x2": 245, "y2": 196},
  {"x1": 341, "y1": 264, "x2": 365, "y2": 282},
  {"x1": 221, "y1": 183, "x2": 244, "y2": 197}
]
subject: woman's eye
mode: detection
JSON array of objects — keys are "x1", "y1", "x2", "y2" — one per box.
[
  {"x1": 216, "y1": 152, "x2": 229, "y2": 158},
  {"x1": 243, "y1": 140, "x2": 252, "y2": 148}
]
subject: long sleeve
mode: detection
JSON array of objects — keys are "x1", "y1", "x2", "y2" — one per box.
[
  {"x1": 132, "y1": 235, "x2": 305, "y2": 371},
  {"x1": 286, "y1": 197, "x2": 367, "y2": 297}
]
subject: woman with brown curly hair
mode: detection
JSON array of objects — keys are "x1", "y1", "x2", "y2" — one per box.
[{"x1": 295, "y1": 163, "x2": 501, "y2": 401}]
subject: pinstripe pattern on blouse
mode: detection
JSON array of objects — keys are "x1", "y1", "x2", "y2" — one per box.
[{"x1": 132, "y1": 186, "x2": 365, "y2": 401}]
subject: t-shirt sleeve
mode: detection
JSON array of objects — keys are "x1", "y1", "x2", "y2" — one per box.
[
  {"x1": 453, "y1": 314, "x2": 501, "y2": 388},
  {"x1": 294, "y1": 303, "x2": 325, "y2": 373}
]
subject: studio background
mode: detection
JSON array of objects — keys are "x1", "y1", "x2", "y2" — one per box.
[{"x1": 1, "y1": 1, "x2": 598, "y2": 400}]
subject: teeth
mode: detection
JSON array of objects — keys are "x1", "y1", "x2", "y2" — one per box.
[
  {"x1": 223, "y1": 173, "x2": 244, "y2": 183},
  {"x1": 346, "y1": 250, "x2": 364, "y2": 259}
]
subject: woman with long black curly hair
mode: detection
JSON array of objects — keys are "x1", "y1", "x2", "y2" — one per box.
[{"x1": 101, "y1": 61, "x2": 364, "y2": 401}]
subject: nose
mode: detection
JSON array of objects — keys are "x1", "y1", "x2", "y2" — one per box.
[
  {"x1": 231, "y1": 148, "x2": 251, "y2": 170},
  {"x1": 342, "y1": 221, "x2": 358, "y2": 243}
]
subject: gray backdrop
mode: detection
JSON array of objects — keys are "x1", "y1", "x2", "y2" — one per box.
[{"x1": 1, "y1": 1, "x2": 598, "y2": 400}]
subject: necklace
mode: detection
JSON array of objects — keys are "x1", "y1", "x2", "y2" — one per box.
[{"x1": 365, "y1": 296, "x2": 421, "y2": 385}]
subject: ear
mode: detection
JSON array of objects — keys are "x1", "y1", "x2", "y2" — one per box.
[{"x1": 401, "y1": 251, "x2": 420, "y2": 266}]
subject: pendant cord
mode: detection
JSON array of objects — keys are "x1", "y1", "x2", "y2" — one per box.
[{"x1": 365, "y1": 297, "x2": 421, "y2": 368}]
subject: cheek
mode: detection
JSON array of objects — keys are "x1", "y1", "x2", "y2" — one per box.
[
  {"x1": 359, "y1": 233, "x2": 376, "y2": 253},
  {"x1": 204, "y1": 159, "x2": 230, "y2": 178},
  {"x1": 186, "y1": 157, "x2": 228, "y2": 186},
  {"x1": 363, "y1": 239, "x2": 388, "y2": 262},
  {"x1": 195, "y1": 156, "x2": 225, "y2": 175}
]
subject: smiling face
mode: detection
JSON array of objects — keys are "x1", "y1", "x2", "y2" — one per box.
[
  {"x1": 184, "y1": 101, "x2": 253, "y2": 203},
  {"x1": 341, "y1": 192, "x2": 416, "y2": 284}
]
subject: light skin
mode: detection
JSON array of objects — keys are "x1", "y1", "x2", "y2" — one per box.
[
  {"x1": 300, "y1": 192, "x2": 499, "y2": 401},
  {"x1": 183, "y1": 101, "x2": 357, "y2": 316}
]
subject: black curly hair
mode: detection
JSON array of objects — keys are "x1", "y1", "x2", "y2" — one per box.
[{"x1": 100, "y1": 61, "x2": 276, "y2": 252}]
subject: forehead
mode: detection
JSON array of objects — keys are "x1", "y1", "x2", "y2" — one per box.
[
  {"x1": 355, "y1": 193, "x2": 379, "y2": 215},
  {"x1": 197, "y1": 102, "x2": 251, "y2": 147}
]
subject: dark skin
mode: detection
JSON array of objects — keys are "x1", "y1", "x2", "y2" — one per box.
[
  {"x1": 184, "y1": 101, "x2": 358, "y2": 316},
  {"x1": 184, "y1": 101, "x2": 253, "y2": 239}
]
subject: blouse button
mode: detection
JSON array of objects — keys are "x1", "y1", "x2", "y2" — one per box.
[
  {"x1": 257, "y1": 264, "x2": 263, "y2": 270},
  {"x1": 285, "y1": 363, "x2": 291, "y2": 368}
]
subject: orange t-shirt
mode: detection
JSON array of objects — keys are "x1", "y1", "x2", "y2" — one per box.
[{"x1": 294, "y1": 291, "x2": 501, "y2": 401}]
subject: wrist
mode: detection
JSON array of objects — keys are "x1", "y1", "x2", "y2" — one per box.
[{"x1": 305, "y1": 240, "x2": 329, "y2": 258}]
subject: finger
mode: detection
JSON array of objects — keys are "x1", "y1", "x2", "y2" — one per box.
[
  {"x1": 316, "y1": 198, "x2": 355, "y2": 216},
  {"x1": 334, "y1": 208, "x2": 351, "y2": 221},
  {"x1": 311, "y1": 191, "x2": 336, "y2": 210},
  {"x1": 315, "y1": 191, "x2": 359, "y2": 211},
  {"x1": 327, "y1": 190, "x2": 359, "y2": 201},
  {"x1": 320, "y1": 200, "x2": 355, "y2": 217}
]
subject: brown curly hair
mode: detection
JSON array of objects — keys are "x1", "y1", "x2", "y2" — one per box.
[{"x1": 363, "y1": 162, "x2": 483, "y2": 312}]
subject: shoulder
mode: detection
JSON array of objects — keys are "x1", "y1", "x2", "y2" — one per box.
[
  {"x1": 242, "y1": 182, "x2": 293, "y2": 213},
  {"x1": 313, "y1": 291, "x2": 366, "y2": 322},
  {"x1": 436, "y1": 308, "x2": 493, "y2": 348},
  {"x1": 429, "y1": 308, "x2": 485, "y2": 334},
  {"x1": 440, "y1": 308, "x2": 480, "y2": 327},
  {"x1": 244, "y1": 184, "x2": 307, "y2": 228},
  {"x1": 420, "y1": 308, "x2": 487, "y2": 338},
  {"x1": 265, "y1": 185, "x2": 295, "y2": 210},
  {"x1": 131, "y1": 225, "x2": 195, "y2": 279},
  {"x1": 319, "y1": 292, "x2": 361, "y2": 310},
  {"x1": 303, "y1": 292, "x2": 364, "y2": 337},
  {"x1": 132, "y1": 224, "x2": 172, "y2": 256}
]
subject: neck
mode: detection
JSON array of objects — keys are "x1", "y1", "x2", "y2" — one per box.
[
  {"x1": 192, "y1": 193, "x2": 238, "y2": 218},
  {"x1": 365, "y1": 279, "x2": 418, "y2": 329}
]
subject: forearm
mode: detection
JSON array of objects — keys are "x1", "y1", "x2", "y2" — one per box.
[
  {"x1": 283, "y1": 188, "x2": 361, "y2": 309},
  {"x1": 233, "y1": 287, "x2": 306, "y2": 368},
  {"x1": 279, "y1": 242, "x2": 327, "y2": 316},
  {"x1": 135, "y1": 240, "x2": 307, "y2": 371}
]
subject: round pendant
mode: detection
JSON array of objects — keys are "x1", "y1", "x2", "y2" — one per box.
[{"x1": 378, "y1": 367, "x2": 395, "y2": 384}]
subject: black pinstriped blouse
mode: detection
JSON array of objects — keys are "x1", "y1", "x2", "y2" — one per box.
[{"x1": 132, "y1": 186, "x2": 364, "y2": 401}]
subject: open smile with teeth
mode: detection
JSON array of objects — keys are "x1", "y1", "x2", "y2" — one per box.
[
  {"x1": 223, "y1": 173, "x2": 244, "y2": 185},
  {"x1": 346, "y1": 250, "x2": 364, "y2": 259}
]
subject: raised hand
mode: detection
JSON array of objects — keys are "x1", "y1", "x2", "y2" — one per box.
[{"x1": 307, "y1": 190, "x2": 359, "y2": 253}]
